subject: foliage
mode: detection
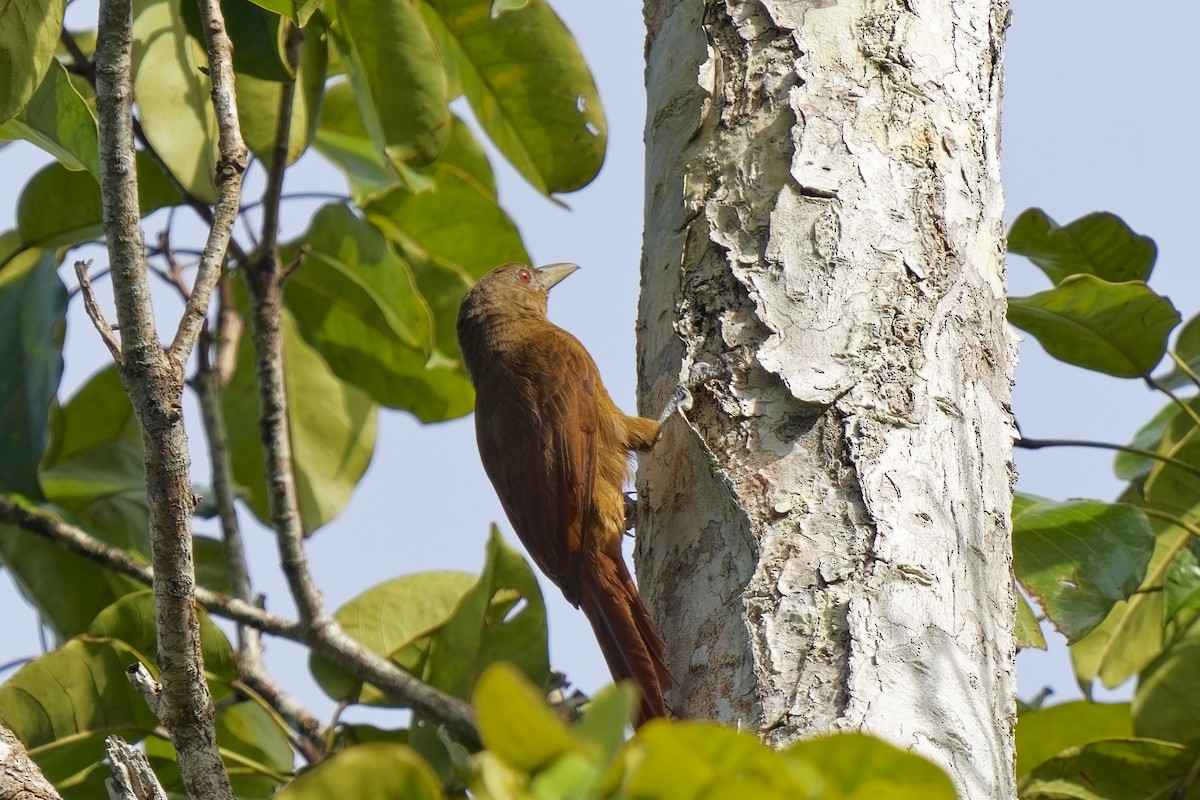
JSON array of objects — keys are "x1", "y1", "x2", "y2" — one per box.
[
  {"x1": 1009, "y1": 208, "x2": 1200, "y2": 798},
  {"x1": 0, "y1": 1, "x2": 955, "y2": 798}
]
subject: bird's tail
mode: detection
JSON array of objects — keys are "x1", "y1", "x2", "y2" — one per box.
[{"x1": 579, "y1": 556, "x2": 672, "y2": 727}]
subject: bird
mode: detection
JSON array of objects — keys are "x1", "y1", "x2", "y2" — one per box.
[{"x1": 456, "y1": 262, "x2": 671, "y2": 725}]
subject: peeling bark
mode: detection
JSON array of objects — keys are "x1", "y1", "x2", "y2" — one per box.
[{"x1": 639, "y1": 1, "x2": 1016, "y2": 796}]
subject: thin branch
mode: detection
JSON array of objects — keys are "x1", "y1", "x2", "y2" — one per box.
[
  {"x1": 1140, "y1": 507, "x2": 1200, "y2": 539},
  {"x1": 0, "y1": 495, "x2": 479, "y2": 741},
  {"x1": 258, "y1": 23, "x2": 302, "y2": 255},
  {"x1": 1146, "y1": 376, "x2": 1200, "y2": 430},
  {"x1": 1169, "y1": 350, "x2": 1200, "y2": 393},
  {"x1": 1016, "y1": 436, "x2": 1200, "y2": 482},
  {"x1": 59, "y1": 27, "x2": 95, "y2": 83},
  {"x1": 74, "y1": 260, "x2": 123, "y2": 364},
  {"x1": 167, "y1": 0, "x2": 248, "y2": 364},
  {"x1": 239, "y1": 191, "x2": 346, "y2": 214}
]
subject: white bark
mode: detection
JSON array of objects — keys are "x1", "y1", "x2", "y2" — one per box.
[{"x1": 637, "y1": 1, "x2": 1016, "y2": 797}]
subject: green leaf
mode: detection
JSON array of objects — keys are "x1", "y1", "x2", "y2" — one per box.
[
  {"x1": 0, "y1": 0, "x2": 66, "y2": 122},
  {"x1": 474, "y1": 662, "x2": 576, "y2": 773},
  {"x1": 1015, "y1": 701, "x2": 1132, "y2": 777},
  {"x1": 1007, "y1": 209, "x2": 1157, "y2": 285},
  {"x1": 216, "y1": 702, "x2": 296, "y2": 788},
  {"x1": 0, "y1": 637, "x2": 160, "y2": 784},
  {"x1": 418, "y1": 0, "x2": 605, "y2": 195},
  {"x1": 235, "y1": 12, "x2": 328, "y2": 166},
  {"x1": 1016, "y1": 591, "x2": 1047, "y2": 650},
  {"x1": 784, "y1": 732, "x2": 958, "y2": 799},
  {"x1": 309, "y1": 571, "x2": 477, "y2": 704},
  {"x1": 284, "y1": 204, "x2": 472, "y2": 422},
  {"x1": 181, "y1": 0, "x2": 293, "y2": 82},
  {"x1": 1008, "y1": 275, "x2": 1180, "y2": 378},
  {"x1": 572, "y1": 682, "x2": 638, "y2": 762},
  {"x1": 1143, "y1": 402, "x2": 1200, "y2": 520},
  {"x1": 313, "y1": 79, "x2": 398, "y2": 204},
  {"x1": 1160, "y1": 311, "x2": 1200, "y2": 389},
  {"x1": 1113, "y1": 401, "x2": 1178, "y2": 482},
  {"x1": 194, "y1": 534, "x2": 233, "y2": 595},
  {"x1": 329, "y1": 0, "x2": 449, "y2": 169},
  {"x1": 0, "y1": 60, "x2": 99, "y2": 175},
  {"x1": 242, "y1": 0, "x2": 319, "y2": 28},
  {"x1": 132, "y1": 0, "x2": 219, "y2": 202},
  {"x1": 0, "y1": 247, "x2": 66, "y2": 500},
  {"x1": 1012, "y1": 494, "x2": 1154, "y2": 642},
  {"x1": 274, "y1": 744, "x2": 443, "y2": 800},
  {"x1": 1164, "y1": 549, "x2": 1200, "y2": 623},
  {"x1": 223, "y1": 294, "x2": 377, "y2": 535},
  {"x1": 424, "y1": 527, "x2": 550, "y2": 700},
  {"x1": 1021, "y1": 739, "x2": 1200, "y2": 800},
  {"x1": 1132, "y1": 619, "x2": 1200, "y2": 745},
  {"x1": 15, "y1": 150, "x2": 184, "y2": 253}
]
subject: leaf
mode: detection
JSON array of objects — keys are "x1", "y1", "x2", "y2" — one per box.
[
  {"x1": 423, "y1": 527, "x2": 550, "y2": 701},
  {"x1": 329, "y1": 0, "x2": 450, "y2": 169},
  {"x1": 572, "y1": 682, "x2": 638, "y2": 762},
  {"x1": 0, "y1": 638, "x2": 159, "y2": 784},
  {"x1": 308, "y1": 571, "x2": 477, "y2": 704},
  {"x1": 235, "y1": 12, "x2": 328, "y2": 166},
  {"x1": 132, "y1": 0, "x2": 220, "y2": 202},
  {"x1": 473, "y1": 663, "x2": 576, "y2": 773},
  {"x1": 0, "y1": 60, "x2": 99, "y2": 176},
  {"x1": 1132, "y1": 619, "x2": 1200, "y2": 745},
  {"x1": 1112, "y1": 401, "x2": 1178, "y2": 482},
  {"x1": 1021, "y1": 739, "x2": 1200, "y2": 800},
  {"x1": 216, "y1": 702, "x2": 296, "y2": 787},
  {"x1": 242, "y1": 0, "x2": 320, "y2": 29},
  {"x1": 283, "y1": 204, "x2": 472, "y2": 422},
  {"x1": 784, "y1": 732, "x2": 958, "y2": 799},
  {"x1": 0, "y1": 247, "x2": 66, "y2": 500},
  {"x1": 1012, "y1": 494, "x2": 1154, "y2": 642},
  {"x1": 14, "y1": 150, "x2": 184, "y2": 253},
  {"x1": 1016, "y1": 591, "x2": 1047, "y2": 650},
  {"x1": 1143, "y1": 402, "x2": 1200, "y2": 520},
  {"x1": 222, "y1": 294, "x2": 377, "y2": 535},
  {"x1": 273, "y1": 743, "x2": 443, "y2": 800},
  {"x1": 194, "y1": 534, "x2": 233, "y2": 595},
  {"x1": 1164, "y1": 549, "x2": 1200, "y2": 622},
  {"x1": 0, "y1": 0, "x2": 67, "y2": 122},
  {"x1": 313, "y1": 79, "x2": 399, "y2": 204},
  {"x1": 1007, "y1": 209, "x2": 1157, "y2": 285},
  {"x1": 418, "y1": 0, "x2": 605, "y2": 195},
  {"x1": 1015, "y1": 701, "x2": 1132, "y2": 777},
  {"x1": 1160, "y1": 311, "x2": 1200, "y2": 389},
  {"x1": 1007, "y1": 275, "x2": 1180, "y2": 378}
]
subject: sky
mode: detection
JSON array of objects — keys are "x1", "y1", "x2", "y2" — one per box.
[{"x1": 1, "y1": 0, "x2": 1197, "y2": 727}]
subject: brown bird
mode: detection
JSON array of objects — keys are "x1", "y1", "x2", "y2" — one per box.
[{"x1": 456, "y1": 262, "x2": 670, "y2": 725}]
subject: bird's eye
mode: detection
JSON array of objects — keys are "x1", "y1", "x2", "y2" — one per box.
[{"x1": 517, "y1": 268, "x2": 533, "y2": 284}]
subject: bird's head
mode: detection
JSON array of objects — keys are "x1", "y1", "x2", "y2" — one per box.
[{"x1": 459, "y1": 262, "x2": 580, "y2": 321}]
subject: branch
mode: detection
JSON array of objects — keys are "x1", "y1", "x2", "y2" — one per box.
[
  {"x1": 258, "y1": 22, "x2": 302, "y2": 255},
  {"x1": 0, "y1": 722, "x2": 62, "y2": 800},
  {"x1": 0, "y1": 496, "x2": 479, "y2": 741},
  {"x1": 1015, "y1": 436, "x2": 1200, "y2": 481},
  {"x1": 168, "y1": 0, "x2": 247, "y2": 364},
  {"x1": 74, "y1": 259, "x2": 123, "y2": 364},
  {"x1": 104, "y1": 736, "x2": 168, "y2": 800}
]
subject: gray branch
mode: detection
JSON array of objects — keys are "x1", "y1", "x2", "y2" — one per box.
[{"x1": 0, "y1": 722, "x2": 62, "y2": 800}]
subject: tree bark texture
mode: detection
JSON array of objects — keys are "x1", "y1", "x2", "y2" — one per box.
[{"x1": 638, "y1": 1, "x2": 1016, "y2": 797}]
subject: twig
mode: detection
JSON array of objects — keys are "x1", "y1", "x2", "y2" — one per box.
[
  {"x1": 1146, "y1": 376, "x2": 1200, "y2": 431},
  {"x1": 167, "y1": 0, "x2": 248, "y2": 364},
  {"x1": 126, "y1": 663, "x2": 165, "y2": 718},
  {"x1": 74, "y1": 260, "x2": 123, "y2": 365},
  {"x1": 1015, "y1": 436, "x2": 1200, "y2": 481},
  {"x1": 0, "y1": 495, "x2": 479, "y2": 740},
  {"x1": 59, "y1": 28, "x2": 95, "y2": 84},
  {"x1": 239, "y1": 191, "x2": 346, "y2": 214},
  {"x1": 258, "y1": 22, "x2": 301, "y2": 254}
]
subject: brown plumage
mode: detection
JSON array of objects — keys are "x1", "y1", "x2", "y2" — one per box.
[{"x1": 456, "y1": 262, "x2": 670, "y2": 725}]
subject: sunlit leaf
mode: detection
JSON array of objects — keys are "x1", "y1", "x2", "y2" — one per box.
[
  {"x1": 1017, "y1": 592, "x2": 1047, "y2": 651},
  {"x1": 0, "y1": 60, "x2": 99, "y2": 175},
  {"x1": 274, "y1": 743, "x2": 443, "y2": 800},
  {"x1": 0, "y1": 0, "x2": 66, "y2": 122},
  {"x1": 1022, "y1": 739, "x2": 1200, "y2": 800},
  {"x1": 1015, "y1": 701, "x2": 1132, "y2": 777},
  {"x1": 1008, "y1": 208, "x2": 1157, "y2": 285}
]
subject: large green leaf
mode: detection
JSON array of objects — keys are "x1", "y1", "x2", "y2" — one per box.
[
  {"x1": 283, "y1": 204, "x2": 471, "y2": 421},
  {"x1": 0, "y1": 0, "x2": 66, "y2": 122},
  {"x1": 1021, "y1": 739, "x2": 1200, "y2": 800},
  {"x1": 1015, "y1": 701, "x2": 1132, "y2": 777},
  {"x1": 1008, "y1": 209, "x2": 1157, "y2": 285},
  {"x1": 1164, "y1": 549, "x2": 1200, "y2": 623},
  {"x1": 0, "y1": 637, "x2": 160, "y2": 785},
  {"x1": 0, "y1": 60, "x2": 99, "y2": 176},
  {"x1": 1012, "y1": 494, "x2": 1154, "y2": 642},
  {"x1": 0, "y1": 247, "x2": 66, "y2": 501},
  {"x1": 424, "y1": 526, "x2": 549, "y2": 700},
  {"x1": 309, "y1": 570, "x2": 476, "y2": 704},
  {"x1": 474, "y1": 662, "x2": 576, "y2": 774},
  {"x1": 222, "y1": 295, "x2": 377, "y2": 535},
  {"x1": 14, "y1": 150, "x2": 184, "y2": 254},
  {"x1": 132, "y1": 0, "x2": 219, "y2": 202},
  {"x1": 235, "y1": 12, "x2": 328, "y2": 166},
  {"x1": 329, "y1": 0, "x2": 449, "y2": 170},
  {"x1": 313, "y1": 79, "x2": 398, "y2": 204},
  {"x1": 1143, "y1": 402, "x2": 1200, "y2": 520},
  {"x1": 1008, "y1": 275, "x2": 1180, "y2": 378},
  {"x1": 1159, "y1": 311, "x2": 1200, "y2": 389},
  {"x1": 783, "y1": 732, "x2": 957, "y2": 799},
  {"x1": 215, "y1": 702, "x2": 296, "y2": 792},
  {"x1": 241, "y1": 0, "x2": 319, "y2": 26},
  {"x1": 1132, "y1": 618, "x2": 1200, "y2": 745},
  {"x1": 418, "y1": 0, "x2": 605, "y2": 194},
  {"x1": 272, "y1": 743, "x2": 443, "y2": 800}
]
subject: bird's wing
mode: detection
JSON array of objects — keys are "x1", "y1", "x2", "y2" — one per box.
[{"x1": 475, "y1": 329, "x2": 600, "y2": 603}]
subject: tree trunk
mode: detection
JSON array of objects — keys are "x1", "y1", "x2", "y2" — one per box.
[{"x1": 637, "y1": 1, "x2": 1016, "y2": 797}]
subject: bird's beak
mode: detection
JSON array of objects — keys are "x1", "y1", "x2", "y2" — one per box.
[{"x1": 534, "y1": 262, "x2": 580, "y2": 291}]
